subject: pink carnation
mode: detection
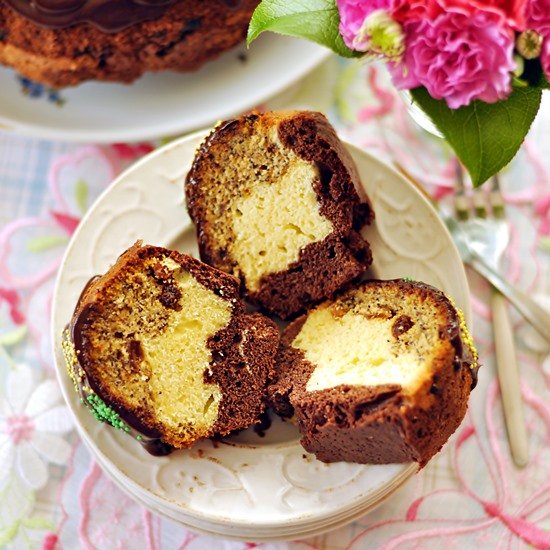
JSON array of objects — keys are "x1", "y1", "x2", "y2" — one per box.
[
  {"x1": 391, "y1": 0, "x2": 444, "y2": 22},
  {"x1": 525, "y1": 0, "x2": 550, "y2": 34},
  {"x1": 392, "y1": 0, "x2": 527, "y2": 29},
  {"x1": 389, "y1": 9, "x2": 516, "y2": 108},
  {"x1": 525, "y1": 0, "x2": 550, "y2": 81},
  {"x1": 541, "y1": 33, "x2": 550, "y2": 81},
  {"x1": 338, "y1": 0, "x2": 527, "y2": 53},
  {"x1": 337, "y1": 0, "x2": 392, "y2": 49},
  {"x1": 444, "y1": 0, "x2": 527, "y2": 29}
]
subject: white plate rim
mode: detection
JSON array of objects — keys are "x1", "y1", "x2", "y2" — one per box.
[
  {"x1": 87, "y1": 435, "x2": 416, "y2": 541},
  {"x1": 0, "y1": 36, "x2": 330, "y2": 143}
]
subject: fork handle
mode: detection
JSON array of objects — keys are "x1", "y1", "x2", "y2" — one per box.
[
  {"x1": 491, "y1": 289, "x2": 529, "y2": 468},
  {"x1": 469, "y1": 255, "x2": 550, "y2": 343}
]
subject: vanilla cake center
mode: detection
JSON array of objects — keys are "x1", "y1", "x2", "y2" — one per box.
[
  {"x1": 231, "y1": 161, "x2": 333, "y2": 291},
  {"x1": 294, "y1": 305, "x2": 436, "y2": 395},
  {"x1": 141, "y1": 262, "x2": 232, "y2": 434}
]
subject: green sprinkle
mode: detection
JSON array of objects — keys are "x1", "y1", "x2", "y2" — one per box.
[
  {"x1": 136, "y1": 435, "x2": 143, "y2": 441},
  {"x1": 86, "y1": 394, "x2": 129, "y2": 432}
]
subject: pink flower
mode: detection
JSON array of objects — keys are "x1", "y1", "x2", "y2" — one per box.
[
  {"x1": 391, "y1": 0, "x2": 443, "y2": 22},
  {"x1": 525, "y1": 0, "x2": 550, "y2": 34},
  {"x1": 525, "y1": 0, "x2": 550, "y2": 81},
  {"x1": 445, "y1": 0, "x2": 527, "y2": 29},
  {"x1": 392, "y1": 0, "x2": 527, "y2": 29},
  {"x1": 389, "y1": 9, "x2": 516, "y2": 108},
  {"x1": 337, "y1": 0, "x2": 392, "y2": 49},
  {"x1": 338, "y1": 0, "x2": 526, "y2": 55},
  {"x1": 541, "y1": 36, "x2": 550, "y2": 85}
]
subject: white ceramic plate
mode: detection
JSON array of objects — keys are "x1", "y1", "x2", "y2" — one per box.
[
  {"x1": 0, "y1": 35, "x2": 328, "y2": 143},
  {"x1": 51, "y1": 130, "x2": 471, "y2": 539},
  {"x1": 83, "y1": 416, "x2": 417, "y2": 541}
]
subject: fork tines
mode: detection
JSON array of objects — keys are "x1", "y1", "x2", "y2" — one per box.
[
  {"x1": 454, "y1": 160, "x2": 470, "y2": 220},
  {"x1": 490, "y1": 173, "x2": 506, "y2": 219},
  {"x1": 454, "y1": 161, "x2": 505, "y2": 219}
]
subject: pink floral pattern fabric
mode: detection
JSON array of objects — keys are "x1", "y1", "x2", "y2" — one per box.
[{"x1": 0, "y1": 60, "x2": 548, "y2": 549}]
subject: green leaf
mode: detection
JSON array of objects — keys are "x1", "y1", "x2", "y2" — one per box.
[
  {"x1": 410, "y1": 86, "x2": 542, "y2": 186},
  {"x1": 511, "y1": 76, "x2": 529, "y2": 88},
  {"x1": 75, "y1": 178, "x2": 89, "y2": 214},
  {"x1": 26, "y1": 234, "x2": 68, "y2": 253},
  {"x1": 0, "y1": 520, "x2": 21, "y2": 547},
  {"x1": 0, "y1": 325, "x2": 27, "y2": 347},
  {"x1": 247, "y1": 0, "x2": 358, "y2": 58},
  {"x1": 21, "y1": 516, "x2": 55, "y2": 530}
]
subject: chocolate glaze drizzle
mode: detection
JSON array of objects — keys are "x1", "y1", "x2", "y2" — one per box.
[
  {"x1": 5, "y1": 0, "x2": 176, "y2": 32},
  {"x1": 4, "y1": 0, "x2": 244, "y2": 32},
  {"x1": 69, "y1": 319, "x2": 175, "y2": 456},
  {"x1": 64, "y1": 275, "x2": 174, "y2": 456}
]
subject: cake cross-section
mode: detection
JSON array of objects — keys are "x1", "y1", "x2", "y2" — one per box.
[
  {"x1": 62, "y1": 242, "x2": 279, "y2": 454},
  {"x1": 185, "y1": 111, "x2": 374, "y2": 319},
  {"x1": 269, "y1": 279, "x2": 478, "y2": 466}
]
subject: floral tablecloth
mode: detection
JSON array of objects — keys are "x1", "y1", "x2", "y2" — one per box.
[{"x1": 0, "y1": 58, "x2": 549, "y2": 550}]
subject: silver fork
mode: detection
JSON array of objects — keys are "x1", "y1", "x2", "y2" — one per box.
[{"x1": 453, "y1": 166, "x2": 529, "y2": 467}]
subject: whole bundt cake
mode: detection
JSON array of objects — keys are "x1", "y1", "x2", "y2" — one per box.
[{"x1": 0, "y1": 0, "x2": 259, "y2": 87}]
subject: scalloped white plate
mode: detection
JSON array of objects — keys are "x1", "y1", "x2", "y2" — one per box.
[
  {"x1": 51, "y1": 130, "x2": 471, "y2": 539},
  {"x1": 0, "y1": 34, "x2": 328, "y2": 142}
]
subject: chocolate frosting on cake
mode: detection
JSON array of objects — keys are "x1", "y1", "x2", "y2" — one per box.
[
  {"x1": 4, "y1": 0, "x2": 243, "y2": 32},
  {"x1": 3, "y1": 0, "x2": 177, "y2": 31},
  {"x1": 63, "y1": 326, "x2": 175, "y2": 455},
  {"x1": 0, "y1": 0, "x2": 258, "y2": 86},
  {"x1": 62, "y1": 274, "x2": 175, "y2": 455}
]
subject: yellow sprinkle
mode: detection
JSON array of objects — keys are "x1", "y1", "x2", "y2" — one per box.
[
  {"x1": 449, "y1": 300, "x2": 478, "y2": 370},
  {"x1": 61, "y1": 329, "x2": 80, "y2": 392}
]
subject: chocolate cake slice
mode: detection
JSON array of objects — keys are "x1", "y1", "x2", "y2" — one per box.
[
  {"x1": 185, "y1": 111, "x2": 374, "y2": 320},
  {"x1": 62, "y1": 242, "x2": 279, "y2": 454},
  {"x1": 270, "y1": 279, "x2": 478, "y2": 466}
]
